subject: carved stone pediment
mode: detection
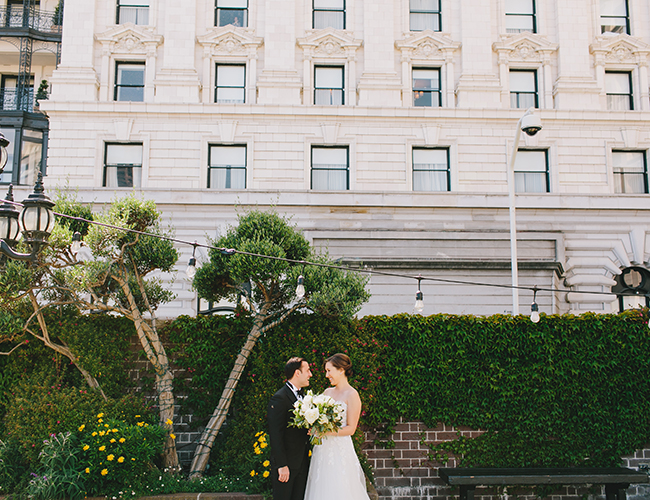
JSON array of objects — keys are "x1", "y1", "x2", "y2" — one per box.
[
  {"x1": 297, "y1": 27, "x2": 362, "y2": 58},
  {"x1": 197, "y1": 26, "x2": 263, "y2": 56},
  {"x1": 493, "y1": 32, "x2": 557, "y2": 63},
  {"x1": 590, "y1": 34, "x2": 650, "y2": 65},
  {"x1": 96, "y1": 24, "x2": 163, "y2": 54},
  {"x1": 395, "y1": 30, "x2": 460, "y2": 61}
]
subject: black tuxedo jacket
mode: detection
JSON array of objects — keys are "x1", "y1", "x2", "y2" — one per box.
[{"x1": 267, "y1": 384, "x2": 310, "y2": 471}]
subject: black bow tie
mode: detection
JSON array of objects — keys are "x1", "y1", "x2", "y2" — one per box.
[{"x1": 297, "y1": 388, "x2": 305, "y2": 397}]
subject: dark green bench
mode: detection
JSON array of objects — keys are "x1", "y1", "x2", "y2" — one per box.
[{"x1": 438, "y1": 467, "x2": 649, "y2": 500}]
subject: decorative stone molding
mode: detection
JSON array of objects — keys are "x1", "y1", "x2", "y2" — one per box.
[
  {"x1": 95, "y1": 24, "x2": 163, "y2": 101},
  {"x1": 197, "y1": 27, "x2": 263, "y2": 104},
  {"x1": 492, "y1": 32, "x2": 557, "y2": 109},
  {"x1": 297, "y1": 28, "x2": 362, "y2": 105},
  {"x1": 395, "y1": 30, "x2": 461, "y2": 107}
]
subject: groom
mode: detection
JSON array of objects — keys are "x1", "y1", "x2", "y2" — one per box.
[{"x1": 267, "y1": 357, "x2": 313, "y2": 500}]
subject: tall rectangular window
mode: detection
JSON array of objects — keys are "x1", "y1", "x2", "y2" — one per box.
[
  {"x1": 314, "y1": 66, "x2": 344, "y2": 105},
  {"x1": 313, "y1": 0, "x2": 345, "y2": 30},
  {"x1": 208, "y1": 145, "x2": 246, "y2": 189},
  {"x1": 215, "y1": 0, "x2": 248, "y2": 27},
  {"x1": 215, "y1": 64, "x2": 246, "y2": 103},
  {"x1": 114, "y1": 62, "x2": 145, "y2": 102},
  {"x1": 311, "y1": 147, "x2": 348, "y2": 190},
  {"x1": 413, "y1": 148, "x2": 449, "y2": 191},
  {"x1": 510, "y1": 70, "x2": 537, "y2": 109},
  {"x1": 412, "y1": 68, "x2": 441, "y2": 107},
  {"x1": 104, "y1": 143, "x2": 143, "y2": 188},
  {"x1": 410, "y1": 0, "x2": 440, "y2": 31},
  {"x1": 606, "y1": 71, "x2": 633, "y2": 111},
  {"x1": 505, "y1": 0, "x2": 536, "y2": 33},
  {"x1": 514, "y1": 150, "x2": 548, "y2": 193},
  {"x1": 0, "y1": 128, "x2": 15, "y2": 184},
  {"x1": 19, "y1": 129, "x2": 43, "y2": 187},
  {"x1": 613, "y1": 151, "x2": 647, "y2": 194},
  {"x1": 600, "y1": 0, "x2": 629, "y2": 34},
  {"x1": 117, "y1": 0, "x2": 149, "y2": 25}
]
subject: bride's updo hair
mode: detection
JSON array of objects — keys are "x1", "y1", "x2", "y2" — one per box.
[{"x1": 326, "y1": 353, "x2": 353, "y2": 378}]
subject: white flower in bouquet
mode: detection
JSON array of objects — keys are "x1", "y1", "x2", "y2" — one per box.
[{"x1": 289, "y1": 390, "x2": 345, "y2": 445}]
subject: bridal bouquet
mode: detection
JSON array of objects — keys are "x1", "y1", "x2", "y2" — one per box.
[{"x1": 289, "y1": 391, "x2": 344, "y2": 445}]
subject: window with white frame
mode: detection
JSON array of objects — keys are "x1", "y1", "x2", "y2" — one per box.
[
  {"x1": 314, "y1": 66, "x2": 344, "y2": 105},
  {"x1": 412, "y1": 68, "x2": 441, "y2": 107},
  {"x1": 505, "y1": 0, "x2": 535, "y2": 33},
  {"x1": 514, "y1": 149, "x2": 548, "y2": 193},
  {"x1": 613, "y1": 151, "x2": 647, "y2": 194},
  {"x1": 510, "y1": 70, "x2": 537, "y2": 109},
  {"x1": 215, "y1": 0, "x2": 248, "y2": 27},
  {"x1": 311, "y1": 146, "x2": 349, "y2": 190},
  {"x1": 605, "y1": 71, "x2": 633, "y2": 111},
  {"x1": 409, "y1": 0, "x2": 441, "y2": 31},
  {"x1": 412, "y1": 148, "x2": 449, "y2": 191},
  {"x1": 215, "y1": 64, "x2": 246, "y2": 103},
  {"x1": 208, "y1": 145, "x2": 246, "y2": 189},
  {"x1": 114, "y1": 62, "x2": 145, "y2": 101},
  {"x1": 600, "y1": 0, "x2": 629, "y2": 34},
  {"x1": 104, "y1": 143, "x2": 143, "y2": 188},
  {"x1": 117, "y1": 0, "x2": 149, "y2": 25},
  {"x1": 313, "y1": 0, "x2": 345, "y2": 30}
]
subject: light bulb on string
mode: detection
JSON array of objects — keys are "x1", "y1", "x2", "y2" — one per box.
[
  {"x1": 71, "y1": 231, "x2": 82, "y2": 254},
  {"x1": 530, "y1": 287, "x2": 540, "y2": 323},
  {"x1": 414, "y1": 276, "x2": 424, "y2": 313},
  {"x1": 186, "y1": 244, "x2": 197, "y2": 279},
  {"x1": 296, "y1": 275, "x2": 305, "y2": 299}
]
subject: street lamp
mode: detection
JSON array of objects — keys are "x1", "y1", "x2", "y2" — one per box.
[{"x1": 507, "y1": 107, "x2": 542, "y2": 315}]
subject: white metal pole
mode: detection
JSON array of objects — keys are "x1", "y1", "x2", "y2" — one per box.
[{"x1": 507, "y1": 118, "x2": 524, "y2": 316}]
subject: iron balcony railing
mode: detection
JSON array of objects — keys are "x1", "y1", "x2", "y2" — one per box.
[
  {"x1": 0, "y1": 6, "x2": 63, "y2": 34},
  {"x1": 0, "y1": 88, "x2": 35, "y2": 112}
]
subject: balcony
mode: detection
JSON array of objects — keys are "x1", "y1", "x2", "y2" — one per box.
[
  {"x1": 0, "y1": 88, "x2": 35, "y2": 113},
  {"x1": 0, "y1": 6, "x2": 62, "y2": 40}
]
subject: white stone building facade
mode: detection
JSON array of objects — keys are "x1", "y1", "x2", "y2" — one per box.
[{"x1": 16, "y1": 0, "x2": 650, "y2": 318}]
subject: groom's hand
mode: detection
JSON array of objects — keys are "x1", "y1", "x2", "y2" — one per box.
[{"x1": 278, "y1": 466, "x2": 290, "y2": 482}]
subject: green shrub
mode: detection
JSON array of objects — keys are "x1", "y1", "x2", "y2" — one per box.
[{"x1": 0, "y1": 439, "x2": 30, "y2": 494}]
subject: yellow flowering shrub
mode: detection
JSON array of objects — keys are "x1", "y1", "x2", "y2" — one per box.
[{"x1": 246, "y1": 431, "x2": 272, "y2": 494}]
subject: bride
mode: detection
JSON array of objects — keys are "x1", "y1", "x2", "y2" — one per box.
[{"x1": 303, "y1": 353, "x2": 371, "y2": 500}]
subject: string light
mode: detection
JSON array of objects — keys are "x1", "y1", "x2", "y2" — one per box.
[
  {"x1": 295, "y1": 275, "x2": 305, "y2": 299},
  {"x1": 71, "y1": 231, "x2": 82, "y2": 254},
  {"x1": 530, "y1": 287, "x2": 540, "y2": 323},
  {"x1": 414, "y1": 276, "x2": 424, "y2": 313},
  {"x1": 186, "y1": 243, "x2": 197, "y2": 279}
]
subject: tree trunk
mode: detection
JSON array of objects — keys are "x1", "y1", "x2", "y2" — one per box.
[
  {"x1": 189, "y1": 304, "x2": 270, "y2": 477},
  {"x1": 157, "y1": 364, "x2": 179, "y2": 469}
]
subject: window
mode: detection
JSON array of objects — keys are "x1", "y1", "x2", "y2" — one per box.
[
  {"x1": 215, "y1": 65, "x2": 245, "y2": 103},
  {"x1": 104, "y1": 143, "x2": 142, "y2": 188},
  {"x1": 600, "y1": 0, "x2": 629, "y2": 34},
  {"x1": 413, "y1": 148, "x2": 449, "y2": 191},
  {"x1": 19, "y1": 129, "x2": 43, "y2": 187},
  {"x1": 314, "y1": 66, "x2": 344, "y2": 105},
  {"x1": 208, "y1": 145, "x2": 246, "y2": 189},
  {"x1": 313, "y1": 0, "x2": 345, "y2": 30},
  {"x1": 215, "y1": 0, "x2": 248, "y2": 27},
  {"x1": 117, "y1": 0, "x2": 149, "y2": 25},
  {"x1": 613, "y1": 151, "x2": 647, "y2": 194},
  {"x1": 114, "y1": 62, "x2": 145, "y2": 102},
  {"x1": 409, "y1": 0, "x2": 441, "y2": 32},
  {"x1": 0, "y1": 75, "x2": 34, "y2": 111},
  {"x1": 412, "y1": 68, "x2": 441, "y2": 107},
  {"x1": 0, "y1": 128, "x2": 15, "y2": 184},
  {"x1": 505, "y1": 0, "x2": 535, "y2": 33},
  {"x1": 311, "y1": 147, "x2": 348, "y2": 190},
  {"x1": 510, "y1": 70, "x2": 537, "y2": 108},
  {"x1": 514, "y1": 150, "x2": 548, "y2": 193},
  {"x1": 606, "y1": 71, "x2": 633, "y2": 110}
]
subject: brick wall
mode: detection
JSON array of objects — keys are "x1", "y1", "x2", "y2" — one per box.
[{"x1": 361, "y1": 418, "x2": 650, "y2": 500}]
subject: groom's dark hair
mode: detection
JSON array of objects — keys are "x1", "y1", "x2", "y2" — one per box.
[{"x1": 285, "y1": 357, "x2": 307, "y2": 380}]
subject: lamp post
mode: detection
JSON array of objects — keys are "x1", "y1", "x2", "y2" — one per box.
[
  {"x1": 507, "y1": 107, "x2": 542, "y2": 315},
  {"x1": 0, "y1": 136, "x2": 56, "y2": 262}
]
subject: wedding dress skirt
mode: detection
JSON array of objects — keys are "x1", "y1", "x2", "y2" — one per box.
[{"x1": 304, "y1": 402, "x2": 370, "y2": 500}]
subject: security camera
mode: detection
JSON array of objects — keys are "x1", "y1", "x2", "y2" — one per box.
[{"x1": 521, "y1": 113, "x2": 542, "y2": 136}]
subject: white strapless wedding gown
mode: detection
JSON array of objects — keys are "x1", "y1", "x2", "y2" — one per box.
[{"x1": 303, "y1": 402, "x2": 371, "y2": 500}]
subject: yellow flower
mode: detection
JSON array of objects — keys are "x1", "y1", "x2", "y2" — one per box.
[
  {"x1": 170, "y1": 433, "x2": 176, "y2": 440},
  {"x1": 99, "y1": 446, "x2": 106, "y2": 451},
  {"x1": 258, "y1": 436, "x2": 266, "y2": 443},
  {"x1": 101, "y1": 469, "x2": 108, "y2": 476},
  {"x1": 260, "y1": 442, "x2": 267, "y2": 448},
  {"x1": 166, "y1": 419, "x2": 173, "y2": 425},
  {"x1": 107, "y1": 454, "x2": 114, "y2": 461},
  {"x1": 119, "y1": 438, "x2": 126, "y2": 443},
  {"x1": 112, "y1": 429, "x2": 118, "y2": 433},
  {"x1": 97, "y1": 413, "x2": 104, "y2": 418},
  {"x1": 118, "y1": 456, "x2": 125, "y2": 463},
  {"x1": 263, "y1": 471, "x2": 270, "y2": 478},
  {"x1": 135, "y1": 415, "x2": 141, "y2": 418},
  {"x1": 99, "y1": 431, "x2": 105, "y2": 436},
  {"x1": 255, "y1": 431, "x2": 262, "y2": 437},
  {"x1": 250, "y1": 470, "x2": 256, "y2": 477},
  {"x1": 104, "y1": 424, "x2": 109, "y2": 428},
  {"x1": 137, "y1": 422, "x2": 144, "y2": 427},
  {"x1": 83, "y1": 445, "x2": 90, "y2": 451},
  {"x1": 131, "y1": 458, "x2": 136, "y2": 461},
  {"x1": 85, "y1": 468, "x2": 90, "y2": 473},
  {"x1": 110, "y1": 438, "x2": 116, "y2": 443},
  {"x1": 254, "y1": 448, "x2": 262, "y2": 455},
  {"x1": 309, "y1": 450, "x2": 312, "y2": 457},
  {"x1": 78, "y1": 424, "x2": 85, "y2": 432},
  {"x1": 98, "y1": 419, "x2": 103, "y2": 423},
  {"x1": 263, "y1": 460, "x2": 270, "y2": 467}
]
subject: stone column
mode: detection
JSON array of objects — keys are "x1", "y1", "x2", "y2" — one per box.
[
  {"x1": 49, "y1": 0, "x2": 99, "y2": 101},
  {"x1": 636, "y1": 60, "x2": 649, "y2": 111},
  {"x1": 154, "y1": 0, "x2": 201, "y2": 103}
]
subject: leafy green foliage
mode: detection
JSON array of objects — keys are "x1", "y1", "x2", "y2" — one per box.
[{"x1": 0, "y1": 439, "x2": 30, "y2": 494}]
